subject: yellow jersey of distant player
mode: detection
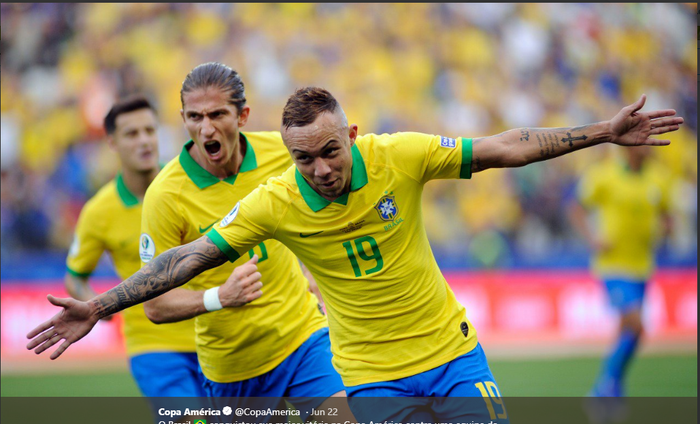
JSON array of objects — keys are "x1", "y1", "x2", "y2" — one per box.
[
  {"x1": 141, "y1": 132, "x2": 327, "y2": 383},
  {"x1": 208, "y1": 132, "x2": 479, "y2": 386},
  {"x1": 577, "y1": 158, "x2": 671, "y2": 280},
  {"x1": 67, "y1": 174, "x2": 196, "y2": 356}
]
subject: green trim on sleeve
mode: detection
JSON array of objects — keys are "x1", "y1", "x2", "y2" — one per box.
[
  {"x1": 206, "y1": 228, "x2": 241, "y2": 263},
  {"x1": 459, "y1": 137, "x2": 473, "y2": 180},
  {"x1": 66, "y1": 267, "x2": 92, "y2": 279}
]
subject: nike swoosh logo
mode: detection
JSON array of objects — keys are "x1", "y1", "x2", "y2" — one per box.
[
  {"x1": 198, "y1": 220, "x2": 220, "y2": 234},
  {"x1": 299, "y1": 231, "x2": 324, "y2": 238}
]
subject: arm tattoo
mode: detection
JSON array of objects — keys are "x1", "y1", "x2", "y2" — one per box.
[
  {"x1": 536, "y1": 133, "x2": 545, "y2": 157},
  {"x1": 560, "y1": 132, "x2": 588, "y2": 147},
  {"x1": 519, "y1": 130, "x2": 530, "y2": 142},
  {"x1": 91, "y1": 237, "x2": 228, "y2": 317},
  {"x1": 559, "y1": 124, "x2": 593, "y2": 147}
]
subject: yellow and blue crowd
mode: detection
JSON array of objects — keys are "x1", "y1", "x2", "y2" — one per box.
[{"x1": 1, "y1": 3, "x2": 696, "y2": 269}]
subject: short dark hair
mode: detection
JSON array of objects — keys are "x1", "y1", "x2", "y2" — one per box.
[
  {"x1": 282, "y1": 87, "x2": 340, "y2": 130},
  {"x1": 103, "y1": 95, "x2": 156, "y2": 135},
  {"x1": 180, "y1": 62, "x2": 246, "y2": 113}
]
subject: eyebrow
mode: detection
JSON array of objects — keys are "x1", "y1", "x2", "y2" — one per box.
[
  {"x1": 292, "y1": 140, "x2": 338, "y2": 155},
  {"x1": 121, "y1": 124, "x2": 153, "y2": 133},
  {"x1": 185, "y1": 108, "x2": 228, "y2": 115}
]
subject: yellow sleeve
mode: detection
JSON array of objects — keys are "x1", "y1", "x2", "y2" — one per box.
[
  {"x1": 207, "y1": 182, "x2": 281, "y2": 263},
  {"x1": 140, "y1": 185, "x2": 186, "y2": 266},
  {"x1": 385, "y1": 132, "x2": 472, "y2": 184},
  {"x1": 66, "y1": 200, "x2": 106, "y2": 277}
]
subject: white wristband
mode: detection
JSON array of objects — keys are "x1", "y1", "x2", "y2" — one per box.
[{"x1": 203, "y1": 287, "x2": 223, "y2": 312}]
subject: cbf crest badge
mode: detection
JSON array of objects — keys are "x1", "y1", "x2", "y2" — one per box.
[{"x1": 375, "y1": 195, "x2": 399, "y2": 221}]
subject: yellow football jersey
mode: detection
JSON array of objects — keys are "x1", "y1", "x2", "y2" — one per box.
[
  {"x1": 141, "y1": 132, "x2": 327, "y2": 383},
  {"x1": 67, "y1": 174, "x2": 196, "y2": 356},
  {"x1": 208, "y1": 132, "x2": 479, "y2": 386},
  {"x1": 577, "y1": 158, "x2": 671, "y2": 280}
]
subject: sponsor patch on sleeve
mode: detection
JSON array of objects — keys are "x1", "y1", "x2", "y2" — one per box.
[
  {"x1": 68, "y1": 236, "x2": 80, "y2": 258},
  {"x1": 220, "y1": 202, "x2": 240, "y2": 228},
  {"x1": 440, "y1": 136, "x2": 456, "y2": 148},
  {"x1": 139, "y1": 234, "x2": 156, "y2": 263}
]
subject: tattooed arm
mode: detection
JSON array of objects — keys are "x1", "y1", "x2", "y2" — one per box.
[
  {"x1": 26, "y1": 236, "x2": 228, "y2": 359},
  {"x1": 470, "y1": 94, "x2": 683, "y2": 173}
]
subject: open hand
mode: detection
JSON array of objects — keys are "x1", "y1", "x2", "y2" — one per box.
[
  {"x1": 610, "y1": 94, "x2": 684, "y2": 146},
  {"x1": 26, "y1": 295, "x2": 100, "y2": 359}
]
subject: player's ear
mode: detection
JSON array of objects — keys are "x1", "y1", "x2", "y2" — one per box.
[
  {"x1": 180, "y1": 109, "x2": 185, "y2": 123},
  {"x1": 348, "y1": 124, "x2": 358, "y2": 147},
  {"x1": 238, "y1": 105, "x2": 250, "y2": 127},
  {"x1": 105, "y1": 134, "x2": 117, "y2": 151}
]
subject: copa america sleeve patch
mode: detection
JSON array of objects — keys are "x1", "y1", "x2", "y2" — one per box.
[
  {"x1": 68, "y1": 236, "x2": 80, "y2": 258},
  {"x1": 139, "y1": 233, "x2": 156, "y2": 263},
  {"x1": 220, "y1": 202, "x2": 240, "y2": 228},
  {"x1": 440, "y1": 136, "x2": 457, "y2": 148}
]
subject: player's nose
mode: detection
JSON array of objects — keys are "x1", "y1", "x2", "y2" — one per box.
[
  {"x1": 201, "y1": 117, "x2": 216, "y2": 137},
  {"x1": 314, "y1": 159, "x2": 332, "y2": 178}
]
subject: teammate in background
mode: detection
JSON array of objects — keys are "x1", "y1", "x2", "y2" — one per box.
[
  {"x1": 64, "y1": 95, "x2": 204, "y2": 397},
  {"x1": 135, "y1": 63, "x2": 346, "y2": 418},
  {"x1": 30, "y1": 88, "x2": 682, "y2": 421},
  {"x1": 569, "y1": 145, "x2": 673, "y2": 400}
]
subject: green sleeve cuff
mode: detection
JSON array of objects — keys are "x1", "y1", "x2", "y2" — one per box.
[
  {"x1": 66, "y1": 267, "x2": 92, "y2": 279},
  {"x1": 206, "y1": 228, "x2": 242, "y2": 263},
  {"x1": 459, "y1": 137, "x2": 473, "y2": 179}
]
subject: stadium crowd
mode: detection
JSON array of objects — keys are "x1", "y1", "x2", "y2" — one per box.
[{"x1": 1, "y1": 3, "x2": 696, "y2": 270}]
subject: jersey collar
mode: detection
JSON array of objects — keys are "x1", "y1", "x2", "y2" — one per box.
[
  {"x1": 179, "y1": 133, "x2": 258, "y2": 190},
  {"x1": 115, "y1": 173, "x2": 140, "y2": 207},
  {"x1": 296, "y1": 143, "x2": 368, "y2": 212}
]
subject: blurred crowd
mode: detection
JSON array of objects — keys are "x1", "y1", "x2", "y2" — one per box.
[{"x1": 1, "y1": 3, "x2": 697, "y2": 269}]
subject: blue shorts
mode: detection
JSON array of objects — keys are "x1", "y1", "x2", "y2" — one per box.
[
  {"x1": 129, "y1": 351, "x2": 206, "y2": 397},
  {"x1": 603, "y1": 278, "x2": 647, "y2": 313},
  {"x1": 346, "y1": 343, "x2": 508, "y2": 423},
  {"x1": 203, "y1": 328, "x2": 344, "y2": 421}
]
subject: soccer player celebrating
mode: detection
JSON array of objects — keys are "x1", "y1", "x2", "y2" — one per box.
[
  {"x1": 29, "y1": 87, "x2": 682, "y2": 421},
  {"x1": 127, "y1": 63, "x2": 347, "y2": 417},
  {"x1": 64, "y1": 96, "x2": 205, "y2": 397},
  {"x1": 569, "y1": 145, "x2": 673, "y2": 399}
]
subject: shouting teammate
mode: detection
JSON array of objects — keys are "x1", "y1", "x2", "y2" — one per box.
[{"x1": 132, "y1": 63, "x2": 346, "y2": 419}]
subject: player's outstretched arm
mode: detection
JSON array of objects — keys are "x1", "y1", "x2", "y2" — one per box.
[
  {"x1": 64, "y1": 273, "x2": 113, "y2": 322},
  {"x1": 144, "y1": 255, "x2": 263, "y2": 324},
  {"x1": 470, "y1": 94, "x2": 684, "y2": 173},
  {"x1": 26, "y1": 235, "x2": 228, "y2": 359}
]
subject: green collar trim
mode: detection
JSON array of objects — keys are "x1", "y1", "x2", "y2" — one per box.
[
  {"x1": 296, "y1": 143, "x2": 367, "y2": 212},
  {"x1": 179, "y1": 133, "x2": 258, "y2": 189},
  {"x1": 115, "y1": 174, "x2": 140, "y2": 207}
]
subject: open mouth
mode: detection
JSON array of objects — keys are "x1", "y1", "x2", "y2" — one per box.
[{"x1": 204, "y1": 141, "x2": 222, "y2": 156}]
